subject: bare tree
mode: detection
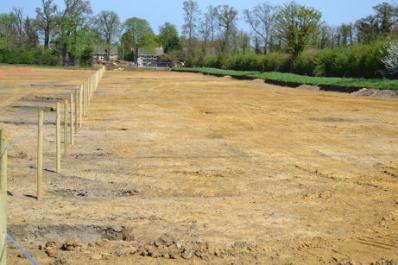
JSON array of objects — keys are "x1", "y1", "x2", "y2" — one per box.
[
  {"x1": 244, "y1": 3, "x2": 278, "y2": 54},
  {"x1": 198, "y1": 5, "x2": 217, "y2": 55},
  {"x1": 36, "y1": 0, "x2": 57, "y2": 48},
  {"x1": 182, "y1": 0, "x2": 200, "y2": 55},
  {"x1": 11, "y1": 8, "x2": 25, "y2": 45},
  {"x1": 94, "y1": 11, "x2": 121, "y2": 61},
  {"x1": 215, "y1": 5, "x2": 238, "y2": 54}
]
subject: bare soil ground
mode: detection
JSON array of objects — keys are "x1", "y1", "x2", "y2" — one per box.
[{"x1": 1, "y1": 67, "x2": 398, "y2": 265}]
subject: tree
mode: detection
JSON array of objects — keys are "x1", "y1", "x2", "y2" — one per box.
[
  {"x1": 244, "y1": 3, "x2": 279, "y2": 54},
  {"x1": 36, "y1": 0, "x2": 58, "y2": 49},
  {"x1": 373, "y1": 2, "x2": 398, "y2": 34},
  {"x1": 235, "y1": 31, "x2": 251, "y2": 54},
  {"x1": 55, "y1": 0, "x2": 92, "y2": 65},
  {"x1": 123, "y1": 17, "x2": 157, "y2": 63},
  {"x1": 182, "y1": 0, "x2": 200, "y2": 56},
  {"x1": 355, "y1": 16, "x2": 380, "y2": 44},
  {"x1": 383, "y1": 41, "x2": 398, "y2": 77},
  {"x1": 24, "y1": 17, "x2": 39, "y2": 49},
  {"x1": 12, "y1": 8, "x2": 25, "y2": 46},
  {"x1": 355, "y1": 2, "x2": 398, "y2": 44},
  {"x1": 54, "y1": 0, "x2": 95, "y2": 65},
  {"x1": 336, "y1": 24, "x2": 353, "y2": 46},
  {"x1": 158, "y1": 22, "x2": 181, "y2": 53},
  {"x1": 198, "y1": 6, "x2": 217, "y2": 56},
  {"x1": 94, "y1": 11, "x2": 121, "y2": 61},
  {"x1": 275, "y1": 2, "x2": 321, "y2": 58},
  {"x1": 0, "y1": 13, "x2": 18, "y2": 49},
  {"x1": 215, "y1": 5, "x2": 238, "y2": 54}
]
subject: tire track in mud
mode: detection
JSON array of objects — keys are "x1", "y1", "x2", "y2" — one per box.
[{"x1": 294, "y1": 164, "x2": 394, "y2": 192}]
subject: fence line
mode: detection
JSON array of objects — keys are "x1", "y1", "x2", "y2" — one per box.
[
  {"x1": 0, "y1": 128, "x2": 8, "y2": 265},
  {"x1": 0, "y1": 66, "x2": 105, "y2": 265}
]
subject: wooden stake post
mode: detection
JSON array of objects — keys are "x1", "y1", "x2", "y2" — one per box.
[
  {"x1": 70, "y1": 93, "x2": 74, "y2": 145},
  {"x1": 79, "y1": 85, "x2": 83, "y2": 128},
  {"x1": 64, "y1": 99, "x2": 69, "y2": 157},
  {"x1": 75, "y1": 89, "x2": 79, "y2": 132},
  {"x1": 0, "y1": 129, "x2": 7, "y2": 265},
  {"x1": 56, "y1": 103, "x2": 61, "y2": 173},
  {"x1": 37, "y1": 109, "x2": 44, "y2": 200}
]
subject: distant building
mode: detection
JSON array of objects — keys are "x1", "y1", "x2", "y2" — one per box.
[
  {"x1": 137, "y1": 47, "x2": 164, "y2": 67},
  {"x1": 93, "y1": 47, "x2": 118, "y2": 63}
]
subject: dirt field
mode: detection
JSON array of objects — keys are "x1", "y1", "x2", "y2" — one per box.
[{"x1": 1, "y1": 66, "x2": 398, "y2": 265}]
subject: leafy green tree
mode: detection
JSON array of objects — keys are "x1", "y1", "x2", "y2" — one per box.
[
  {"x1": 35, "y1": 0, "x2": 58, "y2": 49},
  {"x1": 0, "y1": 13, "x2": 18, "y2": 49},
  {"x1": 275, "y1": 2, "x2": 321, "y2": 58},
  {"x1": 123, "y1": 17, "x2": 157, "y2": 63},
  {"x1": 374, "y1": 2, "x2": 398, "y2": 34},
  {"x1": 94, "y1": 11, "x2": 121, "y2": 60},
  {"x1": 55, "y1": 0, "x2": 92, "y2": 65},
  {"x1": 158, "y1": 22, "x2": 181, "y2": 53}
]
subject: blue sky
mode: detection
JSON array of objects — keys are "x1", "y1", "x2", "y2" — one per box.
[{"x1": 0, "y1": 0, "x2": 385, "y2": 33}]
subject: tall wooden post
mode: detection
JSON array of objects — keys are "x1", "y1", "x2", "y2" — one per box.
[
  {"x1": 64, "y1": 99, "x2": 69, "y2": 157},
  {"x1": 75, "y1": 89, "x2": 79, "y2": 132},
  {"x1": 37, "y1": 109, "x2": 44, "y2": 200},
  {"x1": 84, "y1": 80, "x2": 88, "y2": 116},
  {"x1": 79, "y1": 85, "x2": 83, "y2": 128},
  {"x1": 0, "y1": 129, "x2": 8, "y2": 194},
  {"x1": 70, "y1": 93, "x2": 74, "y2": 145},
  {"x1": 0, "y1": 128, "x2": 8, "y2": 265},
  {"x1": 56, "y1": 103, "x2": 61, "y2": 173}
]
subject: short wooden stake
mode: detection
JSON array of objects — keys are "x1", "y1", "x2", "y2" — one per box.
[
  {"x1": 64, "y1": 99, "x2": 69, "y2": 157},
  {"x1": 70, "y1": 93, "x2": 74, "y2": 145},
  {"x1": 37, "y1": 109, "x2": 44, "y2": 200},
  {"x1": 56, "y1": 103, "x2": 61, "y2": 173},
  {"x1": 0, "y1": 128, "x2": 7, "y2": 265}
]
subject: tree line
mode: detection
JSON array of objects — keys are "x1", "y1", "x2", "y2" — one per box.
[{"x1": 0, "y1": 0, "x2": 397, "y2": 78}]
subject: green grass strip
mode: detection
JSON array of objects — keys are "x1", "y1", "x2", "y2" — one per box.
[{"x1": 173, "y1": 67, "x2": 398, "y2": 91}]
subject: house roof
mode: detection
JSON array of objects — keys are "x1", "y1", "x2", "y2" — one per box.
[
  {"x1": 138, "y1": 47, "x2": 164, "y2": 56},
  {"x1": 94, "y1": 47, "x2": 118, "y2": 56}
]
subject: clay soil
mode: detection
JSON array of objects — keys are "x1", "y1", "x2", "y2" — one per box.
[{"x1": 1, "y1": 66, "x2": 398, "y2": 265}]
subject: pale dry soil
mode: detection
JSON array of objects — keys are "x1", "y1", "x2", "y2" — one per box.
[{"x1": 0, "y1": 67, "x2": 398, "y2": 265}]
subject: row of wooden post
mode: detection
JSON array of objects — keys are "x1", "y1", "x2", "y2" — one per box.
[
  {"x1": 36, "y1": 66, "x2": 105, "y2": 200},
  {"x1": 0, "y1": 66, "x2": 105, "y2": 265}
]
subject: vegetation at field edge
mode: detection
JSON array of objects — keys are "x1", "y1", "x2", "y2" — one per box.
[{"x1": 174, "y1": 67, "x2": 398, "y2": 91}]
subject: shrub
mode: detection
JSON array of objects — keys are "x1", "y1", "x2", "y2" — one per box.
[
  {"x1": 0, "y1": 48, "x2": 58, "y2": 65},
  {"x1": 261, "y1": 53, "x2": 292, "y2": 72},
  {"x1": 224, "y1": 53, "x2": 262, "y2": 71},
  {"x1": 188, "y1": 42, "x2": 386, "y2": 79},
  {"x1": 293, "y1": 49, "x2": 318, "y2": 75}
]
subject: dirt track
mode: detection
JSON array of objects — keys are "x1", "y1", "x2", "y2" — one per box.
[{"x1": 1, "y1": 67, "x2": 398, "y2": 264}]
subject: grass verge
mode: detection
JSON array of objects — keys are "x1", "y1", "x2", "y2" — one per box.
[{"x1": 173, "y1": 67, "x2": 398, "y2": 91}]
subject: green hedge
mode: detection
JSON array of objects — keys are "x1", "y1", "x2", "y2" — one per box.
[
  {"x1": 0, "y1": 48, "x2": 58, "y2": 65},
  {"x1": 188, "y1": 42, "x2": 387, "y2": 79}
]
